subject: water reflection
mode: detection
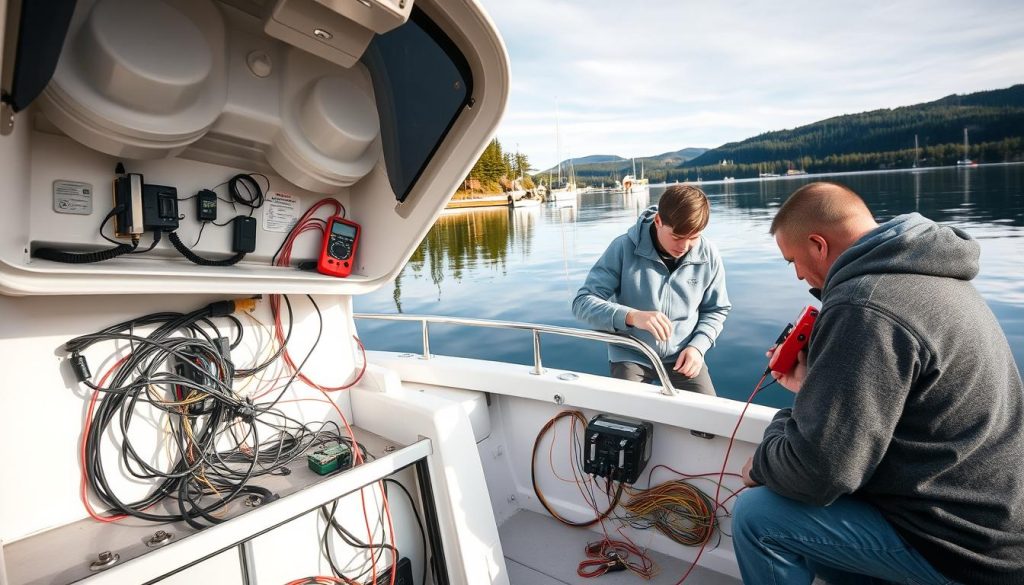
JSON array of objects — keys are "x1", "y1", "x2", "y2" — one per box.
[
  {"x1": 358, "y1": 165, "x2": 1024, "y2": 407},
  {"x1": 392, "y1": 206, "x2": 537, "y2": 311}
]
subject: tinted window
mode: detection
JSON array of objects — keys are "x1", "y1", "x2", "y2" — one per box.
[{"x1": 362, "y1": 8, "x2": 474, "y2": 203}]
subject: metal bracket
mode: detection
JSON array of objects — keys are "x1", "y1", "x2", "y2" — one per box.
[{"x1": 0, "y1": 102, "x2": 13, "y2": 136}]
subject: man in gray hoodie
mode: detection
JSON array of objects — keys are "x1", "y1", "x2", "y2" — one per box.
[
  {"x1": 732, "y1": 182, "x2": 1024, "y2": 584},
  {"x1": 572, "y1": 185, "x2": 731, "y2": 394}
]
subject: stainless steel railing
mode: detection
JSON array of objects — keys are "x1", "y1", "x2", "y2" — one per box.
[{"x1": 353, "y1": 313, "x2": 677, "y2": 396}]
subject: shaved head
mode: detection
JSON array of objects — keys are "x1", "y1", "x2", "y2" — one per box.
[
  {"x1": 770, "y1": 182, "x2": 879, "y2": 289},
  {"x1": 770, "y1": 182, "x2": 875, "y2": 241}
]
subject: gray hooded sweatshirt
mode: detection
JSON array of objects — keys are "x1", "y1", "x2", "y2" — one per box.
[
  {"x1": 750, "y1": 213, "x2": 1024, "y2": 584},
  {"x1": 572, "y1": 206, "x2": 730, "y2": 364}
]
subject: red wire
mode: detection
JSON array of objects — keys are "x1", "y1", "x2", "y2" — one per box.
[
  {"x1": 673, "y1": 374, "x2": 768, "y2": 584},
  {"x1": 270, "y1": 198, "x2": 392, "y2": 582},
  {"x1": 80, "y1": 354, "x2": 132, "y2": 522}
]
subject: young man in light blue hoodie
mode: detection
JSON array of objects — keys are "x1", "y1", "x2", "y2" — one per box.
[{"x1": 571, "y1": 185, "x2": 731, "y2": 394}]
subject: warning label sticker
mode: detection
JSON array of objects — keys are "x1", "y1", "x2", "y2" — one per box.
[
  {"x1": 262, "y1": 192, "x2": 300, "y2": 233},
  {"x1": 53, "y1": 180, "x2": 93, "y2": 215}
]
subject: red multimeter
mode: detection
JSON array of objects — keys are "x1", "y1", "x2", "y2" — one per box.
[
  {"x1": 317, "y1": 216, "x2": 360, "y2": 277},
  {"x1": 768, "y1": 305, "x2": 819, "y2": 375}
]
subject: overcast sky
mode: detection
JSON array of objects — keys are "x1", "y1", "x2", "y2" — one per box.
[{"x1": 477, "y1": 0, "x2": 1024, "y2": 170}]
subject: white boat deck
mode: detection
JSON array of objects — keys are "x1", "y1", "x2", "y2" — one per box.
[{"x1": 499, "y1": 509, "x2": 740, "y2": 585}]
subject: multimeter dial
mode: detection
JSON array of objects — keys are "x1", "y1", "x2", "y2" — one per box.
[{"x1": 329, "y1": 236, "x2": 352, "y2": 260}]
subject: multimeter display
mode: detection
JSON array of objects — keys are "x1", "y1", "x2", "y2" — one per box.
[
  {"x1": 330, "y1": 221, "x2": 357, "y2": 247},
  {"x1": 318, "y1": 216, "x2": 360, "y2": 277}
]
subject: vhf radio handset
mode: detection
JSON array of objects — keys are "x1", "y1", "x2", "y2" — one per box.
[
  {"x1": 767, "y1": 306, "x2": 819, "y2": 375},
  {"x1": 317, "y1": 216, "x2": 360, "y2": 278}
]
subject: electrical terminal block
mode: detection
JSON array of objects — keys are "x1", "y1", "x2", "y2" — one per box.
[
  {"x1": 583, "y1": 414, "x2": 653, "y2": 484},
  {"x1": 307, "y1": 443, "x2": 352, "y2": 475}
]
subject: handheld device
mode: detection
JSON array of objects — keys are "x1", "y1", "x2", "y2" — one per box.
[
  {"x1": 317, "y1": 216, "x2": 360, "y2": 277},
  {"x1": 768, "y1": 305, "x2": 819, "y2": 375}
]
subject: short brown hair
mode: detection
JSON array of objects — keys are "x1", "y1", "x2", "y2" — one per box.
[
  {"x1": 658, "y1": 185, "x2": 709, "y2": 235},
  {"x1": 770, "y1": 182, "x2": 871, "y2": 238}
]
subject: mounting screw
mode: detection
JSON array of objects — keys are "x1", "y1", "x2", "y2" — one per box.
[
  {"x1": 384, "y1": 445, "x2": 396, "y2": 453},
  {"x1": 0, "y1": 102, "x2": 13, "y2": 136},
  {"x1": 146, "y1": 530, "x2": 173, "y2": 547},
  {"x1": 507, "y1": 494, "x2": 517, "y2": 504},
  {"x1": 89, "y1": 551, "x2": 119, "y2": 571},
  {"x1": 553, "y1": 394, "x2": 564, "y2": 405}
]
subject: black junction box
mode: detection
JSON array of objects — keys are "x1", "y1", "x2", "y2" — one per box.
[
  {"x1": 583, "y1": 414, "x2": 653, "y2": 484},
  {"x1": 232, "y1": 216, "x2": 257, "y2": 253},
  {"x1": 142, "y1": 183, "x2": 180, "y2": 232}
]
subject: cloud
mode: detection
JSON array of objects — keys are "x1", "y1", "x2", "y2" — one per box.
[{"x1": 478, "y1": 0, "x2": 1024, "y2": 169}]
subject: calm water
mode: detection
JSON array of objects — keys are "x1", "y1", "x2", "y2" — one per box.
[{"x1": 354, "y1": 165, "x2": 1024, "y2": 408}]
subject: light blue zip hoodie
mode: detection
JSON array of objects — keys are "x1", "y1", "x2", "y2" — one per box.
[{"x1": 572, "y1": 206, "x2": 731, "y2": 365}]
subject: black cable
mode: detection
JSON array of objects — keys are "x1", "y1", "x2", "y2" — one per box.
[
  {"x1": 191, "y1": 222, "x2": 207, "y2": 248},
  {"x1": 168, "y1": 231, "x2": 245, "y2": 266},
  {"x1": 132, "y1": 229, "x2": 162, "y2": 254},
  {"x1": 228, "y1": 173, "x2": 266, "y2": 215},
  {"x1": 383, "y1": 478, "x2": 428, "y2": 585},
  {"x1": 261, "y1": 295, "x2": 323, "y2": 411},
  {"x1": 321, "y1": 498, "x2": 397, "y2": 582},
  {"x1": 235, "y1": 294, "x2": 293, "y2": 377},
  {"x1": 34, "y1": 207, "x2": 139, "y2": 264},
  {"x1": 67, "y1": 299, "x2": 342, "y2": 528},
  {"x1": 99, "y1": 206, "x2": 126, "y2": 247}
]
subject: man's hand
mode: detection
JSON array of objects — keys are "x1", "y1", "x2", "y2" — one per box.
[
  {"x1": 626, "y1": 310, "x2": 672, "y2": 342},
  {"x1": 765, "y1": 345, "x2": 808, "y2": 393},
  {"x1": 673, "y1": 346, "x2": 704, "y2": 378},
  {"x1": 741, "y1": 456, "x2": 759, "y2": 488}
]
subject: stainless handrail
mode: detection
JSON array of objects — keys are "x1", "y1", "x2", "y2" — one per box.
[{"x1": 354, "y1": 313, "x2": 677, "y2": 396}]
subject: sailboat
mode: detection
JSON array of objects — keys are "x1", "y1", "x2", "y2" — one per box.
[
  {"x1": 622, "y1": 158, "x2": 649, "y2": 194},
  {"x1": 547, "y1": 157, "x2": 578, "y2": 202},
  {"x1": 547, "y1": 103, "x2": 577, "y2": 202},
  {"x1": 957, "y1": 127, "x2": 976, "y2": 167},
  {"x1": 911, "y1": 134, "x2": 926, "y2": 173}
]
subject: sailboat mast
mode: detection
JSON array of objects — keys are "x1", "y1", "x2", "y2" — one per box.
[
  {"x1": 963, "y1": 127, "x2": 969, "y2": 158},
  {"x1": 556, "y1": 100, "x2": 562, "y2": 184}
]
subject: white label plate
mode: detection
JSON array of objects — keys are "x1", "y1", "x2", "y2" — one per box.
[{"x1": 53, "y1": 180, "x2": 93, "y2": 215}]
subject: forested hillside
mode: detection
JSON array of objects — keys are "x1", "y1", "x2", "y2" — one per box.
[{"x1": 679, "y1": 84, "x2": 1024, "y2": 180}]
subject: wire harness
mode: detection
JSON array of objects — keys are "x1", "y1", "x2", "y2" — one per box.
[{"x1": 65, "y1": 297, "x2": 347, "y2": 528}]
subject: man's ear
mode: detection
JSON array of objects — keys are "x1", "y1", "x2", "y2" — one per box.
[
  {"x1": 653, "y1": 213, "x2": 663, "y2": 228},
  {"x1": 808, "y1": 234, "x2": 829, "y2": 260}
]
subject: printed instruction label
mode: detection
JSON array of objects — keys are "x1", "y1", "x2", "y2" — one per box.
[
  {"x1": 53, "y1": 180, "x2": 93, "y2": 215},
  {"x1": 262, "y1": 192, "x2": 300, "y2": 233}
]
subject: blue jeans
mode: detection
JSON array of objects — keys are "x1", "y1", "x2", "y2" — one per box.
[{"x1": 732, "y1": 487, "x2": 956, "y2": 585}]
